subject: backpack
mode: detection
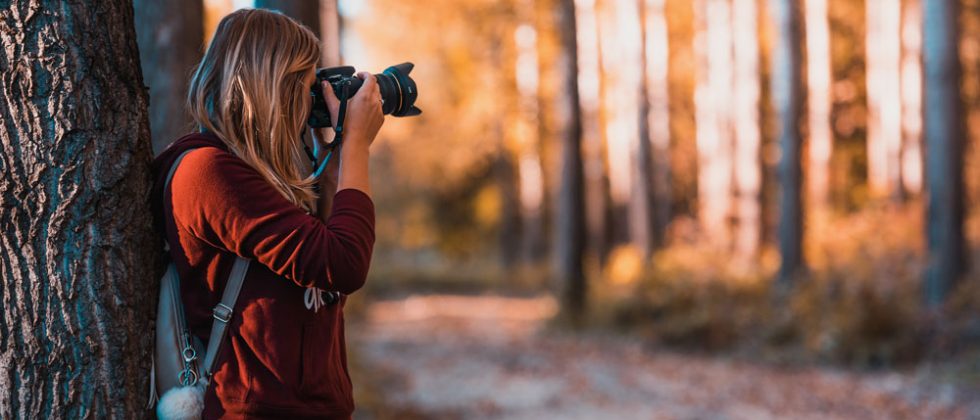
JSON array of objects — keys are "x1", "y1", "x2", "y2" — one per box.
[{"x1": 146, "y1": 148, "x2": 251, "y2": 420}]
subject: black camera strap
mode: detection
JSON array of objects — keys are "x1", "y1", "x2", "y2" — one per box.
[{"x1": 305, "y1": 81, "x2": 352, "y2": 181}]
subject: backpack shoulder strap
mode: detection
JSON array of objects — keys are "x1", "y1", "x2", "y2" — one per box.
[
  {"x1": 163, "y1": 147, "x2": 250, "y2": 383},
  {"x1": 203, "y1": 256, "x2": 249, "y2": 380}
]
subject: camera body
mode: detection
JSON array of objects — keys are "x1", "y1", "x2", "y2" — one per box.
[{"x1": 308, "y1": 62, "x2": 422, "y2": 128}]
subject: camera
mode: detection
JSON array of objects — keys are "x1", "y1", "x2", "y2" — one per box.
[{"x1": 308, "y1": 62, "x2": 422, "y2": 128}]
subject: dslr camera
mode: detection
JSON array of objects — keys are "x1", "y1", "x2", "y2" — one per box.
[{"x1": 308, "y1": 62, "x2": 422, "y2": 128}]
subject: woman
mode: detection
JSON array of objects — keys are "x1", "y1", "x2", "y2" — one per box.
[{"x1": 151, "y1": 8, "x2": 382, "y2": 419}]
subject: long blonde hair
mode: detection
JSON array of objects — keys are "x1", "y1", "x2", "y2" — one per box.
[{"x1": 188, "y1": 8, "x2": 320, "y2": 212}]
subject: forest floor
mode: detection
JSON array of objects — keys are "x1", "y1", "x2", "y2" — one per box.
[{"x1": 349, "y1": 294, "x2": 980, "y2": 420}]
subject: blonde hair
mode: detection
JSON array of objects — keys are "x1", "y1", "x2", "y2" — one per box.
[{"x1": 188, "y1": 8, "x2": 320, "y2": 212}]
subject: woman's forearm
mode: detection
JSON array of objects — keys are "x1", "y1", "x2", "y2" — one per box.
[
  {"x1": 316, "y1": 177, "x2": 337, "y2": 222},
  {"x1": 337, "y1": 141, "x2": 371, "y2": 197}
]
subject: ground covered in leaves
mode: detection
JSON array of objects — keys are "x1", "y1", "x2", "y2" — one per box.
[{"x1": 349, "y1": 294, "x2": 980, "y2": 420}]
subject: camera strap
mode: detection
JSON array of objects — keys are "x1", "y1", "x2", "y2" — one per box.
[{"x1": 307, "y1": 81, "x2": 351, "y2": 179}]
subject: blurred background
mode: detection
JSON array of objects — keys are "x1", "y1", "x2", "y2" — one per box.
[{"x1": 137, "y1": 0, "x2": 980, "y2": 417}]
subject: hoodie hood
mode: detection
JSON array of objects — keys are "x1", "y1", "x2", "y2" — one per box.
[{"x1": 151, "y1": 131, "x2": 229, "y2": 235}]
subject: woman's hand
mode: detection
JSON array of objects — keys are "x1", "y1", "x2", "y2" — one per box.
[
  {"x1": 343, "y1": 72, "x2": 385, "y2": 150},
  {"x1": 335, "y1": 72, "x2": 384, "y2": 197}
]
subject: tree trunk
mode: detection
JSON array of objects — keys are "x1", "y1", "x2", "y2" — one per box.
[
  {"x1": 633, "y1": 0, "x2": 657, "y2": 259},
  {"x1": 575, "y1": 0, "x2": 613, "y2": 267},
  {"x1": 731, "y1": 0, "x2": 762, "y2": 261},
  {"x1": 551, "y1": 0, "x2": 586, "y2": 326},
  {"x1": 644, "y1": 0, "x2": 672, "y2": 251},
  {"x1": 135, "y1": 0, "x2": 204, "y2": 155},
  {"x1": 770, "y1": 0, "x2": 806, "y2": 284},
  {"x1": 321, "y1": 0, "x2": 342, "y2": 66},
  {"x1": 255, "y1": 0, "x2": 321, "y2": 36},
  {"x1": 805, "y1": 0, "x2": 833, "y2": 208},
  {"x1": 0, "y1": 1, "x2": 156, "y2": 417},
  {"x1": 899, "y1": 0, "x2": 923, "y2": 196},
  {"x1": 865, "y1": 0, "x2": 903, "y2": 200},
  {"x1": 694, "y1": 0, "x2": 735, "y2": 249},
  {"x1": 922, "y1": 0, "x2": 966, "y2": 307}
]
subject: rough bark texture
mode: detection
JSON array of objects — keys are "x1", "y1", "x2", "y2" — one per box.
[
  {"x1": 0, "y1": 1, "x2": 157, "y2": 418},
  {"x1": 551, "y1": 0, "x2": 586, "y2": 326},
  {"x1": 770, "y1": 0, "x2": 806, "y2": 284},
  {"x1": 922, "y1": 0, "x2": 966, "y2": 307},
  {"x1": 135, "y1": 0, "x2": 204, "y2": 155},
  {"x1": 255, "y1": 0, "x2": 321, "y2": 37}
]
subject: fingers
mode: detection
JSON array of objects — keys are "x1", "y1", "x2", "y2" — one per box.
[{"x1": 323, "y1": 80, "x2": 340, "y2": 110}]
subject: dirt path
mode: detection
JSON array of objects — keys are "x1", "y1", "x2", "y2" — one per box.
[{"x1": 351, "y1": 294, "x2": 979, "y2": 419}]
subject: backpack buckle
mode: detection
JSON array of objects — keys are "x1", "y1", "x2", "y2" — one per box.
[{"x1": 213, "y1": 303, "x2": 233, "y2": 323}]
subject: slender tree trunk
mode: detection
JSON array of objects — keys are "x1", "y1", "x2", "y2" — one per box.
[
  {"x1": 732, "y1": 0, "x2": 762, "y2": 261},
  {"x1": 922, "y1": 0, "x2": 966, "y2": 307},
  {"x1": 255, "y1": 0, "x2": 321, "y2": 36},
  {"x1": 575, "y1": 0, "x2": 613, "y2": 267},
  {"x1": 0, "y1": 1, "x2": 156, "y2": 417},
  {"x1": 636, "y1": 0, "x2": 671, "y2": 256},
  {"x1": 552, "y1": 0, "x2": 586, "y2": 325},
  {"x1": 805, "y1": 0, "x2": 832, "y2": 207},
  {"x1": 694, "y1": 0, "x2": 735, "y2": 249},
  {"x1": 511, "y1": 16, "x2": 546, "y2": 267},
  {"x1": 865, "y1": 0, "x2": 903, "y2": 199},
  {"x1": 496, "y1": 140, "x2": 523, "y2": 269},
  {"x1": 135, "y1": 0, "x2": 204, "y2": 155},
  {"x1": 633, "y1": 0, "x2": 657, "y2": 259},
  {"x1": 900, "y1": 0, "x2": 923, "y2": 196},
  {"x1": 321, "y1": 0, "x2": 343, "y2": 66},
  {"x1": 770, "y1": 0, "x2": 805, "y2": 284}
]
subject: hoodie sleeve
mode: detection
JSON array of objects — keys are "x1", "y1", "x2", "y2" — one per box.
[{"x1": 168, "y1": 147, "x2": 375, "y2": 294}]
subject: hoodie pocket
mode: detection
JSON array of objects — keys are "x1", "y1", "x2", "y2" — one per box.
[{"x1": 299, "y1": 320, "x2": 345, "y2": 398}]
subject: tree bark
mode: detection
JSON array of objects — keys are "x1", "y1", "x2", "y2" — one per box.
[
  {"x1": 0, "y1": 1, "x2": 156, "y2": 418},
  {"x1": 551, "y1": 0, "x2": 586, "y2": 326},
  {"x1": 255, "y1": 0, "x2": 321, "y2": 37},
  {"x1": 922, "y1": 0, "x2": 966, "y2": 307},
  {"x1": 135, "y1": 0, "x2": 204, "y2": 155},
  {"x1": 769, "y1": 0, "x2": 806, "y2": 284}
]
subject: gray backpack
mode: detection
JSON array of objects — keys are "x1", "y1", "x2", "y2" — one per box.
[{"x1": 146, "y1": 148, "x2": 250, "y2": 420}]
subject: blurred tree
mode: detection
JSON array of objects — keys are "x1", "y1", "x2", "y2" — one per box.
[
  {"x1": 633, "y1": 0, "x2": 657, "y2": 259},
  {"x1": 899, "y1": 0, "x2": 923, "y2": 197},
  {"x1": 636, "y1": 0, "x2": 672, "y2": 257},
  {"x1": 135, "y1": 0, "x2": 204, "y2": 154},
  {"x1": 255, "y1": 0, "x2": 321, "y2": 36},
  {"x1": 731, "y1": 0, "x2": 763, "y2": 261},
  {"x1": 805, "y1": 0, "x2": 833, "y2": 208},
  {"x1": 0, "y1": 1, "x2": 156, "y2": 417},
  {"x1": 922, "y1": 0, "x2": 966, "y2": 306},
  {"x1": 865, "y1": 0, "x2": 904, "y2": 200},
  {"x1": 769, "y1": 0, "x2": 806, "y2": 284},
  {"x1": 321, "y1": 0, "x2": 343, "y2": 66},
  {"x1": 693, "y1": 0, "x2": 735, "y2": 249},
  {"x1": 547, "y1": 0, "x2": 587, "y2": 325},
  {"x1": 575, "y1": 0, "x2": 614, "y2": 267}
]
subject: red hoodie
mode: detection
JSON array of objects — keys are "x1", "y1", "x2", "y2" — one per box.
[{"x1": 151, "y1": 132, "x2": 374, "y2": 419}]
